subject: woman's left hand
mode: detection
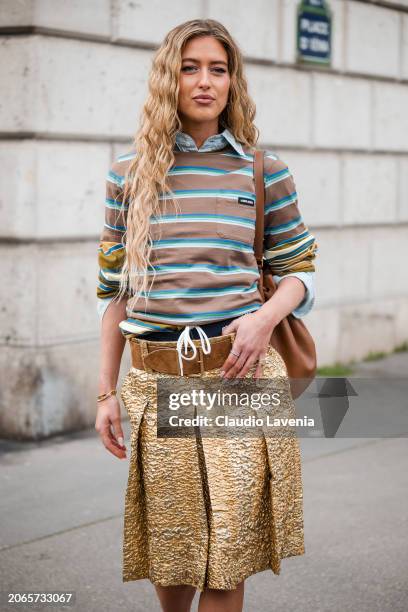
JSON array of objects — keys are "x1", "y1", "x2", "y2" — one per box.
[{"x1": 220, "y1": 312, "x2": 275, "y2": 379}]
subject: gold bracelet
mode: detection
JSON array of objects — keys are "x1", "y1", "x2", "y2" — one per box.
[{"x1": 97, "y1": 389, "x2": 117, "y2": 402}]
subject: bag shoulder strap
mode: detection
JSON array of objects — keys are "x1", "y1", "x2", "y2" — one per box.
[{"x1": 253, "y1": 149, "x2": 265, "y2": 269}]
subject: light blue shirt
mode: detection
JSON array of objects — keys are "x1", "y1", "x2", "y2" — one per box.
[{"x1": 98, "y1": 128, "x2": 315, "y2": 320}]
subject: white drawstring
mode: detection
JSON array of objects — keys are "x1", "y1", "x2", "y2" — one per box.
[{"x1": 176, "y1": 325, "x2": 212, "y2": 376}]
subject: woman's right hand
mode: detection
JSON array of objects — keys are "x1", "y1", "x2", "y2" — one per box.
[{"x1": 95, "y1": 396, "x2": 127, "y2": 460}]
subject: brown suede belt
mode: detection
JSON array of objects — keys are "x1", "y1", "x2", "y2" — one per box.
[{"x1": 128, "y1": 332, "x2": 236, "y2": 376}]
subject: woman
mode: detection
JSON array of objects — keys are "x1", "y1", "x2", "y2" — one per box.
[{"x1": 95, "y1": 18, "x2": 317, "y2": 612}]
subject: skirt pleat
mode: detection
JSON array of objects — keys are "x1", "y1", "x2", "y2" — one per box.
[{"x1": 120, "y1": 340, "x2": 305, "y2": 592}]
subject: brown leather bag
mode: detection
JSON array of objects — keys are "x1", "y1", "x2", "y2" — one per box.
[{"x1": 253, "y1": 149, "x2": 317, "y2": 399}]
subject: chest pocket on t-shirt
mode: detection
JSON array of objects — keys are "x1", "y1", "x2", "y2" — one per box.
[{"x1": 215, "y1": 195, "x2": 257, "y2": 246}]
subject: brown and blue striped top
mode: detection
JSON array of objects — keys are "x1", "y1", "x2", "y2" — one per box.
[{"x1": 97, "y1": 128, "x2": 318, "y2": 339}]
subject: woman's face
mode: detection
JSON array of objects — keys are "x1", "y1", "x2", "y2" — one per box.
[{"x1": 178, "y1": 35, "x2": 231, "y2": 130}]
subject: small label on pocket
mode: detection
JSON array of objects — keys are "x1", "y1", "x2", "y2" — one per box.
[{"x1": 238, "y1": 197, "x2": 255, "y2": 206}]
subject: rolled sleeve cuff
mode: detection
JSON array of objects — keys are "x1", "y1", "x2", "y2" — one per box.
[{"x1": 272, "y1": 271, "x2": 315, "y2": 319}]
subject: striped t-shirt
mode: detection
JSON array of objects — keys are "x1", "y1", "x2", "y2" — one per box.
[{"x1": 97, "y1": 129, "x2": 318, "y2": 339}]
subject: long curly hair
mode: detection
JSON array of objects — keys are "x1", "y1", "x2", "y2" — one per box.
[{"x1": 116, "y1": 18, "x2": 259, "y2": 310}]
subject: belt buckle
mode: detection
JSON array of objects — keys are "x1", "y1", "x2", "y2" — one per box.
[{"x1": 196, "y1": 346, "x2": 205, "y2": 374}]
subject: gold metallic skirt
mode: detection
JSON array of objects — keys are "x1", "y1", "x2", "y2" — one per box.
[{"x1": 120, "y1": 339, "x2": 305, "y2": 592}]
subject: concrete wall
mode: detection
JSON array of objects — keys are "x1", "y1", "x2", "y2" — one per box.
[{"x1": 0, "y1": 0, "x2": 407, "y2": 438}]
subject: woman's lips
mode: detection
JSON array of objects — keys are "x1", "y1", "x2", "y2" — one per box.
[{"x1": 193, "y1": 97, "x2": 215, "y2": 105}]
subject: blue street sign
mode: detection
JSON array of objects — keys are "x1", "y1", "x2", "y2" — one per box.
[{"x1": 297, "y1": 0, "x2": 332, "y2": 66}]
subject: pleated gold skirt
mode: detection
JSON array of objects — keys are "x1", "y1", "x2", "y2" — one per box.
[{"x1": 120, "y1": 336, "x2": 305, "y2": 592}]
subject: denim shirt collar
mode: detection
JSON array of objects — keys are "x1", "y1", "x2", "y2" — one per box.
[{"x1": 175, "y1": 127, "x2": 245, "y2": 157}]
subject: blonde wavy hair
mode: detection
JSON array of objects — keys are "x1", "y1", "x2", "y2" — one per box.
[{"x1": 116, "y1": 18, "x2": 259, "y2": 311}]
